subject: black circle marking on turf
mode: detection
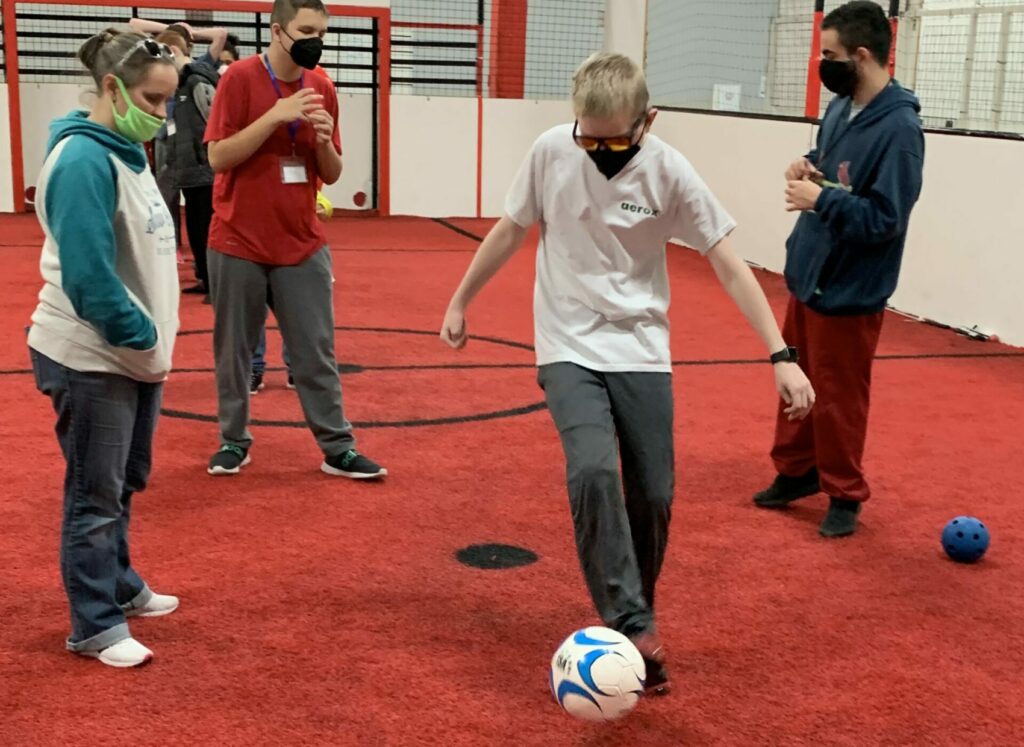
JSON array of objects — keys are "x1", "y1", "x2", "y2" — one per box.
[
  {"x1": 455, "y1": 543, "x2": 539, "y2": 570},
  {"x1": 167, "y1": 325, "x2": 545, "y2": 429}
]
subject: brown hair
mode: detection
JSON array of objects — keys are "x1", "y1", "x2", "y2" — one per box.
[
  {"x1": 77, "y1": 26, "x2": 175, "y2": 91},
  {"x1": 270, "y1": 0, "x2": 328, "y2": 28},
  {"x1": 156, "y1": 30, "x2": 189, "y2": 56}
]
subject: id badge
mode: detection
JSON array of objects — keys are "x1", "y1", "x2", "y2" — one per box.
[
  {"x1": 280, "y1": 156, "x2": 309, "y2": 185},
  {"x1": 166, "y1": 121, "x2": 177, "y2": 137}
]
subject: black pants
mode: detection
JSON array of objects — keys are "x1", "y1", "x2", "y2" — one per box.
[
  {"x1": 183, "y1": 185, "x2": 214, "y2": 287},
  {"x1": 538, "y1": 362, "x2": 674, "y2": 637}
]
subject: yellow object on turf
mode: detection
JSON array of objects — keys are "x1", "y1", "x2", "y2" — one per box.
[{"x1": 316, "y1": 192, "x2": 333, "y2": 220}]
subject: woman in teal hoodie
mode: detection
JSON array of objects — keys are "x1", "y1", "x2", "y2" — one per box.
[{"x1": 28, "y1": 27, "x2": 181, "y2": 667}]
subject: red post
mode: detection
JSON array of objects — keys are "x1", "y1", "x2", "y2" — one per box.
[
  {"x1": 476, "y1": 24, "x2": 484, "y2": 218},
  {"x1": 489, "y1": 0, "x2": 527, "y2": 99},
  {"x1": 4, "y1": 0, "x2": 26, "y2": 212},
  {"x1": 888, "y1": 0, "x2": 900, "y2": 77},
  {"x1": 804, "y1": 0, "x2": 825, "y2": 119},
  {"x1": 377, "y1": 9, "x2": 391, "y2": 217}
]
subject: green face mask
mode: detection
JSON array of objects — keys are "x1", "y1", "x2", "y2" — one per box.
[{"x1": 112, "y1": 77, "x2": 165, "y2": 143}]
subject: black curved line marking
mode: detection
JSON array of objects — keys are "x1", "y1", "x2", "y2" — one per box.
[
  {"x1": 432, "y1": 218, "x2": 484, "y2": 243},
  {"x1": 3, "y1": 351, "x2": 1024, "y2": 379},
  {"x1": 162, "y1": 362, "x2": 535, "y2": 374},
  {"x1": 160, "y1": 402, "x2": 547, "y2": 429},
  {"x1": 174, "y1": 325, "x2": 536, "y2": 352},
  {"x1": 670, "y1": 351, "x2": 1024, "y2": 366}
]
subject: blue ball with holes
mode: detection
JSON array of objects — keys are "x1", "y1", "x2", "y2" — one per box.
[{"x1": 942, "y1": 516, "x2": 990, "y2": 563}]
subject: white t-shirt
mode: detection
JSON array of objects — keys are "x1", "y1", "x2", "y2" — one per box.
[{"x1": 504, "y1": 124, "x2": 736, "y2": 373}]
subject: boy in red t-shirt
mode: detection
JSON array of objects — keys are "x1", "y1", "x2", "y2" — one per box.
[{"x1": 204, "y1": 0, "x2": 385, "y2": 479}]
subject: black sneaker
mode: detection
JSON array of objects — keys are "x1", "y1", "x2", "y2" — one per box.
[
  {"x1": 182, "y1": 283, "x2": 206, "y2": 295},
  {"x1": 630, "y1": 633, "x2": 671, "y2": 696},
  {"x1": 286, "y1": 373, "x2": 296, "y2": 390},
  {"x1": 250, "y1": 371, "x2": 265, "y2": 395},
  {"x1": 753, "y1": 468, "x2": 820, "y2": 508},
  {"x1": 207, "y1": 444, "x2": 250, "y2": 476},
  {"x1": 321, "y1": 450, "x2": 387, "y2": 480},
  {"x1": 819, "y1": 497, "x2": 862, "y2": 538}
]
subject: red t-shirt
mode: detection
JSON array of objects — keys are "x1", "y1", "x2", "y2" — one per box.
[{"x1": 204, "y1": 55, "x2": 342, "y2": 265}]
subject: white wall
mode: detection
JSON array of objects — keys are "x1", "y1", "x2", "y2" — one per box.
[
  {"x1": 388, "y1": 96, "x2": 569, "y2": 218},
  {"x1": 4, "y1": 79, "x2": 1023, "y2": 346},
  {"x1": 12, "y1": 83, "x2": 373, "y2": 213},
  {"x1": 888, "y1": 132, "x2": 1024, "y2": 343},
  {"x1": 389, "y1": 95, "x2": 476, "y2": 216},
  {"x1": 653, "y1": 110, "x2": 1024, "y2": 347},
  {"x1": 0, "y1": 85, "x2": 12, "y2": 213},
  {"x1": 480, "y1": 98, "x2": 571, "y2": 217},
  {"x1": 325, "y1": 91, "x2": 374, "y2": 211},
  {"x1": 653, "y1": 111, "x2": 813, "y2": 270},
  {"x1": 20, "y1": 83, "x2": 84, "y2": 195},
  {"x1": 604, "y1": 0, "x2": 648, "y2": 64}
]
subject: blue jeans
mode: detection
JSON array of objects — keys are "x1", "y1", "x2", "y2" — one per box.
[
  {"x1": 30, "y1": 348, "x2": 160, "y2": 652},
  {"x1": 252, "y1": 315, "x2": 291, "y2": 375}
]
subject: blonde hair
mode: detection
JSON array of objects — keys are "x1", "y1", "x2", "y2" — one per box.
[{"x1": 572, "y1": 52, "x2": 649, "y2": 119}]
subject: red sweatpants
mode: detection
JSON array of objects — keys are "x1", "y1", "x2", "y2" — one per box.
[{"x1": 770, "y1": 296, "x2": 885, "y2": 502}]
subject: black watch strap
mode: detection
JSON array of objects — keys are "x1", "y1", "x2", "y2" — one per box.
[{"x1": 770, "y1": 346, "x2": 799, "y2": 364}]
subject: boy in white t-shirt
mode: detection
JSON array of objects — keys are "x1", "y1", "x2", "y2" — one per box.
[{"x1": 440, "y1": 53, "x2": 814, "y2": 695}]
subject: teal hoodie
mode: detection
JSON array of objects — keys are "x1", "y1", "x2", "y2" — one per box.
[
  {"x1": 29, "y1": 111, "x2": 179, "y2": 382},
  {"x1": 41, "y1": 112, "x2": 156, "y2": 349}
]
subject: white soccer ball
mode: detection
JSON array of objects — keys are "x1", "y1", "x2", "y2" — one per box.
[{"x1": 549, "y1": 626, "x2": 646, "y2": 721}]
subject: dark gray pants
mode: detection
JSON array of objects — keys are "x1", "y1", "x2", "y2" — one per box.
[
  {"x1": 538, "y1": 362, "x2": 674, "y2": 637},
  {"x1": 208, "y1": 247, "x2": 354, "y2": 457}
]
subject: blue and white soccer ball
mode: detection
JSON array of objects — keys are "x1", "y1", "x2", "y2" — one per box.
[{"x1": 549, "y1": 626, "x2": 646, "y2": 721}]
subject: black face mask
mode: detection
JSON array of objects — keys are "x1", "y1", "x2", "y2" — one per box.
[
  {"x1": 819, "y1": 58, "x2": 858, "y2": 98},
  {"x1": 587, "y1": 145, "x2": 641, "y2": 179},
  {"x1": 283, "y1": 29, "x2": 324, "y2": 70}
]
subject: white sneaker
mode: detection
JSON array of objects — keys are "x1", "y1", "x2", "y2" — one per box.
[
  {"x1": 80, "y1": 638, "x2": 153, "y2": 668},
  {"x1": 125, "y1": 592, "x2": 179, "y2": 618}
]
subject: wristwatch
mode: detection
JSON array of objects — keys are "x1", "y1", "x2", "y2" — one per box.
[{"x1": 770, "y1": 346, "x2": 799, "y2": 364}]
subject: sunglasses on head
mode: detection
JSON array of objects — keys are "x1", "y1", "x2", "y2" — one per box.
[
  {"x1": 572, "y1": 114, "x2": 647, "y2": 152},
  {"x1": 117, "y1": 38, "x2": 175, "y2": 68}
]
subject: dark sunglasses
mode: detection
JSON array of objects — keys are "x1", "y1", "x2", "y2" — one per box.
[
  {"x1": 572, "y1": 114, "x2": 647, "y2": 152},
  {"x1": 117, "y1": 38, "x2": 175, "y2": 68}
]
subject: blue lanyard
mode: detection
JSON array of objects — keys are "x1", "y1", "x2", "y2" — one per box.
[{"x1": 264, "y1": 53, "x2": 304, "y2": 144}]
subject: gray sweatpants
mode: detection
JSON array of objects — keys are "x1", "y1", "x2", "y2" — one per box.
[
  {"x1": 538, "y1": 362, "x2": 674, "y2": 638},
  {"x1": 208, "y1": 247, "x2": 354, "y2": 457}
]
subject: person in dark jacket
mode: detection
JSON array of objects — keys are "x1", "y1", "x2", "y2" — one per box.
[
  {"x1": 159, "y1": 30, "x2": 220, "y2": 298},
  {"x1": 753, "y1": 0, "x2": 925, "y2": 538}
]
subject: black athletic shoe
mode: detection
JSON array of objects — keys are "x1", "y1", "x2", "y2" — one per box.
[
  {"x1": 820, "y1": 497, "x2": 862, "y2": 538},
  {"x1": 631, "y1": 633, "x2": 671, "y2": 696},
  {"x1": 207, "y1": 444, "x2": 250, "y2": 476},
  {"x1": 753, "y1": 468, "x2": 821, "y2": 508},
  {"x1": 249, "y1": 371, "x2": 265, "y2": 395},
  {"x1": 321, "y1": 450, "x2": 387, "y2": 480}
]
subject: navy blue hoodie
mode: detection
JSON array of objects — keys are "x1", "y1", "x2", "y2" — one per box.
[{"x1": 785, "y1": 81, "x2": 924, "y2": 315}]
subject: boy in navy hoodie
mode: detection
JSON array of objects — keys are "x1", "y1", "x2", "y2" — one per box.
[{"x1": 753, "y1": 1, "x2": 924, "y2": 537}]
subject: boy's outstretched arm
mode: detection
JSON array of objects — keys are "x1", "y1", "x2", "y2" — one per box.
[
  {"x1": 705, "y1": 236, "x2": 815, "y2": 420},
  {"x1": 441, "y1": 216, "x2": 530, "y2": 349}
]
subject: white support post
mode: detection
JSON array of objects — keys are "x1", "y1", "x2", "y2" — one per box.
[
  {"x1": 603, "y1": 0, "x2": 648, "y2": 67},
  {"x1": 991, "y1": 11, "x2": 1012, "y2": 132},
  {"x1": 959, "y1": 11, "x2": 979, "y2": 127},
  {"x1": 898, "y1": 0, "x2": 925, "y2": 94}
]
